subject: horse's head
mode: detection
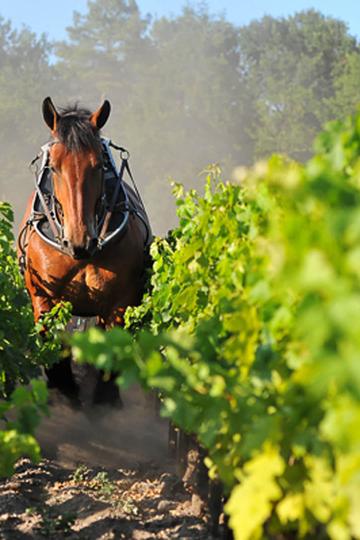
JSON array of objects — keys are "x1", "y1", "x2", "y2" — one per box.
[{"x1": 42, "y1": 97, "x2": 111, "y2": 260}]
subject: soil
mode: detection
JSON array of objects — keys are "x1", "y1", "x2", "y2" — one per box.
[{"x1": 0, "y1": 385, "x2": 215, "y2": 539}]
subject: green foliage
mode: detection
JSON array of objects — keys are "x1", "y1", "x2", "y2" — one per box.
[
  {"x1": 73, "y1": 111, "x2": 360, "y2": 538},
  {"x1": 0, "y1": 201, "x2": 71, "y2": 395},
  {"x1": 35, "y1": 301, "x2": 73, "y2": 364},
  {"x1": 0, "y1": 16, "x2": 56, "y2": 219},
  {"x1": 238, "y1": 10, "x2": 359, "y2": 161},
  {"x1": 0, "y1": 379, "x2": 48, "y2": 477},
  {"x1": 89, "y1": 471, "x2": 116, "y2": 498},
  {"x1": 329, "y1": 52, "x2": 360, "y2": 118},
  {"x1": 0, "y1": 201, "x2": 41, "y2": 393},
  {"x1": 54, "y1": 0, "x2": 149, "y2": 110},
  {"x1": 71, "y1": 464, "x2": 91, "y2": 483},
  {"x1": 26, "y1": 505, "x2": 76, "y2": 537},
  {"x1": 0, "y1": 201, "x2": 71, "y2": 476}
]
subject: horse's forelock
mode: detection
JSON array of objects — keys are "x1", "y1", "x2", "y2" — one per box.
[{"x1": 56, "y1": 104, "x2": 101, "y2": 152}]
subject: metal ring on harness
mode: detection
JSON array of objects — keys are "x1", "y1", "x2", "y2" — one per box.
[{"x1": 120, "y1": 149, "x2": 130, "y2": 161}]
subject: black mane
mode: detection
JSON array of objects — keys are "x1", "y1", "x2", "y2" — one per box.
[{"x1": 56, "y1": 104, "x2": 101, "y2": 152}]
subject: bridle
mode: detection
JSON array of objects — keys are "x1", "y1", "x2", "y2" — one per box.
[{"x1": 18, "y1": 138, "x2": 150, "y2": 272}]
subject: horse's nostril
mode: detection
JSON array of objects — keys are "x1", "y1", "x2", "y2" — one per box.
[
  {"x1": 63, "y1": 239, "x2": 69, "y2": 248},
  {"x1": 72, "y1": 246, "x2": 90, "y2": 260}
]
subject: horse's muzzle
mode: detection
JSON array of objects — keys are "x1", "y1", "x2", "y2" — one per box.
[{"x1": 62, "y1": 238, "x2": 98, "y2": 260}]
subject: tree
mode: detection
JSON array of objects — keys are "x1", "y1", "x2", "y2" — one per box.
[
  {"x1": 3, "y1": 4, "x2": 360, "y2": 233},
  {"x1": 55, "y1": 0, "x2": 150, "y2": 104},
  {"x1": 0, "y1": 17, "x2": 56, "y2": 221},
  {"x1": 329, "y1": 52, "x2": 360, "y2": 117},
  {"x1": 238, "y1": 10, "x2": 359, "y2": 161}
]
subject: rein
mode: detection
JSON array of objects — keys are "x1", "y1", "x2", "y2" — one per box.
[{"x1": 18, "y1": 138, "x2": 150, "y2": 272}]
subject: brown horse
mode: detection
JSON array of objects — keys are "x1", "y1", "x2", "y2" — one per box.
[{"x1": 18, "y1": 97, "x2": 151, "y2": 404}]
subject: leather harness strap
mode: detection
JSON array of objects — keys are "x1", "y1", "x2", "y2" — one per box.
[
  {"x1": 18, "y1": 138, "x2": 151, "y2": 272},
  {"x1": 29, "y1": 141, "x2": 62, "y2": 243},
  {"x1": 33, "y1": 171, "x2": 61, "y2": 243},
  {"x1": 98, "y1": 154, "x2": 127, "y2": 244}
]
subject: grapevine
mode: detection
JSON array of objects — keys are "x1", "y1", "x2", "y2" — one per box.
[{"x1": 72, "y1": 112, "x2": 360, "y2": 539}]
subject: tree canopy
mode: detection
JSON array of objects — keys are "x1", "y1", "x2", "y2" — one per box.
[{"x1": 0, "y1": 4, "x2": 359, "y2": 232}]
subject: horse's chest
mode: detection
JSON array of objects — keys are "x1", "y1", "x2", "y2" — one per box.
[
  {"x1": 84, "y1": 266, "x2": 106, "y2": 291},
  {"x1": 57, "y1": 265, "x2": 116, "y2": 307},
  {"x1": 71, "y1": 266, "x2": 113, "y2": 294},
  {"x1": 57, "y1": 265, "x2": 119, "y2": 316}
]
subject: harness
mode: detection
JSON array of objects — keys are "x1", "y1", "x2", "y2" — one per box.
[{"x1": 18, "y1": 138, "x2": 151, "y2": 274}]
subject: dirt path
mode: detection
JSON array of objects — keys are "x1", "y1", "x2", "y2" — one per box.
[{"x1": 0, "y1": 386, "x2": 214, "y2": 539}]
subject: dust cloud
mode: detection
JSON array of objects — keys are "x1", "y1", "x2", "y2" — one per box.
[
  {"x1": 0, "y1": 3, "x2": 250, "y2": 236},
  {"x1": 36, "y1": 384, "x2": 173, "y2": 471}
]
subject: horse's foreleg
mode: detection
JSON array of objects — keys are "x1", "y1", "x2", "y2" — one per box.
[
  {"x1": 103, "y1": 306, "x2": 126, "y2": 328},
  {"x1": 91, "y1": 313, "x2": 123, "y2": 407},
  {"x1": 46, "y1": 354, "x2": 80, "y2": 406},
  {"x1": 93, "y1": 370, "x2": 122, "y2": 407},
  {"x1": 31, "y1": 295, "x2": 80, "y2": 406},
  {"x1": 32, "y1": 297, "x2": 54, "y2": 331}
]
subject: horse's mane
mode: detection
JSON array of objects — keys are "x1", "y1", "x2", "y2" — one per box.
[{"x1": 56, "y1": 104, "x2": 101, "y2": 152}]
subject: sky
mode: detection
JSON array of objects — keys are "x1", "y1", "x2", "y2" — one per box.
[{"x1": 0, "y1": 0, "x2": 359, "y2": 41}]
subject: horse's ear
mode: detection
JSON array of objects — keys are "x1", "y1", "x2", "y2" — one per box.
[
  {"x1": 90, "y1": 100, "x2": 111, "y2": 130},
  {"x1": 42, "y1": 97, "x2": 59, "y2": 132}
]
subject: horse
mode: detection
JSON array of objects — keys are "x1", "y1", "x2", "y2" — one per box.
[{"x1": 18, "y1": 97, "x2": 151, "y2": 405}]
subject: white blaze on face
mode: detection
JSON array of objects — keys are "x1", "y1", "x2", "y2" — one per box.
[{"x1": 52, "y1": 146, "x2": 102, "y2": 250}]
